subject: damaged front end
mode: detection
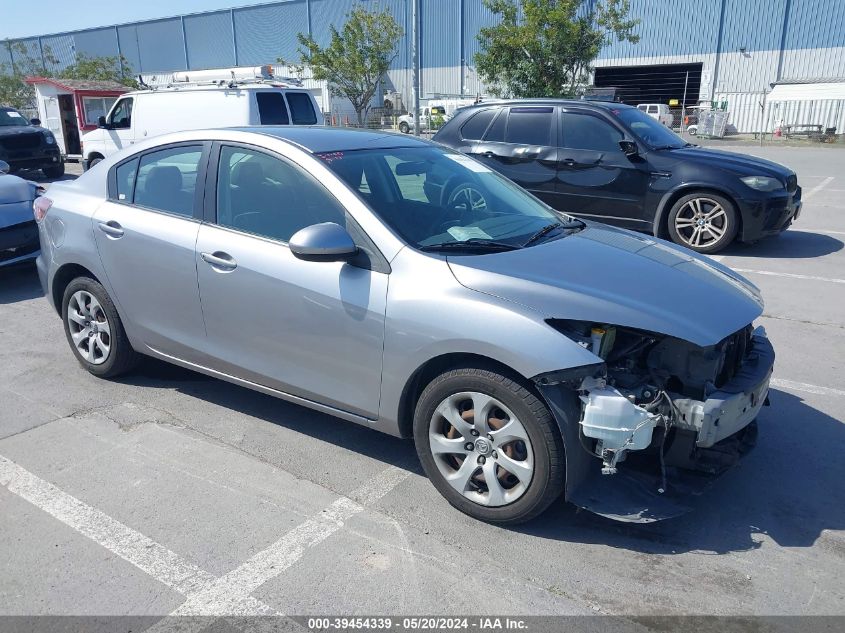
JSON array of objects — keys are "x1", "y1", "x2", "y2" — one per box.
[{"x1": 535, "y1": 320, "x2": 774, "y2": 523}]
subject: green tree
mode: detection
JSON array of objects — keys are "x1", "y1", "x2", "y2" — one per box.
[
  {"x1": 474, "y1": 0, "x2": 639, "y2": 98},
  {"x1": 1, "y1": 42, "x2": 136, "y2": 110},
  {"x1": 60, "y1": 53, "x2": 139, "y2": 89},
  {"x1": 289, "y1": 4, "x2": 403, "y2": 126},
  {"x1": 0, "y1": 40, "x2": 57, "y2": 109}
]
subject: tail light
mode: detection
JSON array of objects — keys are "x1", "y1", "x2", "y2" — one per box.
[{"x1": 33, "y1": 196, "x2": 53, "y2": 222}]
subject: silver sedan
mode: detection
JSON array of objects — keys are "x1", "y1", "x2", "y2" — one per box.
[{"x1": 34, "y1": 127, "x2": 774, "y2": 524}]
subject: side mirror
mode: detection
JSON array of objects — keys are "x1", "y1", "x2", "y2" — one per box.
[
  {"x1": 289, "y1": 222, "x2": 358, "y2": 262},
  {"x1": 97, "y1": 116, "x2": 108, "y2": 129},
  {"x1": 619, "y1": 140, "x2": 639, "y2": 157},
  {"x1": 0, "y1": 160, "x2": 9, "y2": 174},
  {"x1": 30, "y1": 118, "x2": 41, "y2": 126}
]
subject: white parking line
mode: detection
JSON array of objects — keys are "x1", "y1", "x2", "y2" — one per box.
[
  {"x1": 771, "y1": 378, "x2": 845, "y2": 398},
  {"x1": 707, "y1": 255, "x2": 725, "y2": 262},
  {"x1": 793, "y1": 228, "x2": 845, "y2": 236},
  {"x1": 802, "y1": 176, "x2": 834, "y2": 200},
  {"x1": 0, "y1": 454, "x2": 274, "y2": 615},
  {"x1": 731, "y1": 268, "x2": 845, "y2": 284},
  {"x1": 0, "y1": 453, "x2": 408, "y2": 619},
  {"x1": 171, "y1": 466, "x2": 410, "y2": 616}
]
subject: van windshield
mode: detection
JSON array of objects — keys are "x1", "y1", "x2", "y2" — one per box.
[{"x1": 613, "y1": 107, "x2": 687, "y2": 149}]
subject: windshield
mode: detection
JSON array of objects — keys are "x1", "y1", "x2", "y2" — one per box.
[
  {"x1": 612, "y1": 107, "x2": 686, "y2": 149},
  {"x1": 319, "y1": 146, "x2": 582, "y2": 252},
  {"x1": 0, "y1": 109, "x2": 30, "y2": 127}
]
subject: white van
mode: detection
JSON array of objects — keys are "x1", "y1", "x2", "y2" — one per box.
[
  {"x1": 81, "y1": 80, "x2": 323, "y2": 169},
  {"x1": 637, "y1": 103, "x2": 674, "y2": 127}
]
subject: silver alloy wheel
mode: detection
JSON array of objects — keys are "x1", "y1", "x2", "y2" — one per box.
[
  {"x1": 674, "y1": 196, "x2": 729, "y2": 248},
  {"x1": 67, "y1": 290, "x2": 111, "y2": 365},
  {"x1": 429, "y1": 391, "x2": 534, "y2": 507},
  {"x1": 448, "y1": 185, "x2": 488, "y2": 214}
]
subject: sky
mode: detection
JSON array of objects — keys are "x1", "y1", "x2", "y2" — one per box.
[{"x1": 2, "y1": 0, "x2": 272, "y2": 39}]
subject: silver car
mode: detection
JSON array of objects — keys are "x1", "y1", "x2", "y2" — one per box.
[{"x1": 35, "y1": 128, "x2": 774, "y2": 524}]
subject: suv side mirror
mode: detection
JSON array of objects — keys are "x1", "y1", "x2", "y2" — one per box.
[
  {"x1": 619, "y1": 140, "x2": 639, "y2": 157},
  {"x1": 289, "y1": 222, "x2": 358, "y2": 262},
  {"x1": 97, "y1": 116, "x2": 108, "y2": 129},
  {"x1": 30, "y1": 118, "x2": 41, "y2": 126}
]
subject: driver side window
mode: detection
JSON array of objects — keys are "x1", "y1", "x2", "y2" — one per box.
[
  {"x1": 215, "y1": 146, "x2": 346, "y2": 243},
  {"x1": 108, "y1": 98, "x2": 133, "y2": 129}
]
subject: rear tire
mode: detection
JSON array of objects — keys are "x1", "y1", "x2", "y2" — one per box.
[
  {"x1": 62, "y1": 277, "x2": 139, "y2": 378},
  {"x1": 667, "y1": 192, "x2": 738, "y2": 254},
  {"x1": 413, "y1": 367, "x2": 565, "y2": 524},
  {"x1": 88, "y1": 157, "x2": 103, "y2": 170},
  {"x1": 399, "y1": 121, "x2": 410, "y2": 134}
]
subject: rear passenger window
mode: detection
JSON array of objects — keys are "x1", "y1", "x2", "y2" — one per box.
[
  {"x1": 134, "y1": 146, "x2": 203, "y2": 217},
  {"x1": 505, "y1": 107, "x2": 554, "y2": 145},
  {"x1": 483, "y1": 110, "x2": 507, "y2": 142},
  {"x1": 460, "y1": 108, "x2": 497, "y2": 140},
  {"x1": 256, "y1": 92, "x2": 290, "y2": 125},
  {"x1": 115, "y1": 158, "x2": 138, "y2": 202},
  {"x1": 286, "y1": 93, "x2": 318, "y2": 124}
]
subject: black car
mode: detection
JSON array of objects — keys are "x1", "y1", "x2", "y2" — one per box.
[
  {"x1": 433, "y1": 100, "x2": 801, "y2": 253},
  {"x1": 0, "y1": 107, "x2": 64, "y2": 179}
]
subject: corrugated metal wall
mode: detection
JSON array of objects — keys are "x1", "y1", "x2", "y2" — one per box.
[
  {"x1": 183, "y1": 11, "x2": 236, "y2": 70},
  {"x1": 4, "y1": 0, "x2": 845, "y2": 131}
]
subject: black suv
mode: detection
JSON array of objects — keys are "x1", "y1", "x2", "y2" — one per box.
[
  {"x1": 0, "y1": 107, "x2": 64, "y2": 179},
  {"x1": 433, "y1": 100, "x2": 801, "y2": 253}
]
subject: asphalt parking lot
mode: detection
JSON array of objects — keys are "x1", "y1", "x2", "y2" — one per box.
[{"x1": 1, "y1": 146, "x2": 844, "y2": 625}]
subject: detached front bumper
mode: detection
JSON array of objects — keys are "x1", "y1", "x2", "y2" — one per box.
[
  {"x1": 671, "y1": 333, "x2": 774, "y2": 448},
  {"x1": 537, "y1": 331, "x2": 774, "y2": 523}
]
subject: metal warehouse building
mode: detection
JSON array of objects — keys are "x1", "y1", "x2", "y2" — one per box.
[{"x1": 3, "y1": 0, "x2": 845, "y2": 133}]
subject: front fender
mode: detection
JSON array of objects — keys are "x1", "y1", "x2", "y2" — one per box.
[
  {"x1": 652, "y1": 182, "x2": 742, "y2": 237},
  {"x1": 376, "y1": 249, "x2": 601, "y2": 435}
]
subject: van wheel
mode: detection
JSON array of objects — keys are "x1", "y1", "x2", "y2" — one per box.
[
  {"x1": 88, "y1": 157, "x2": 103, "y2": 169},
  {"x1": 413, "y1": 367, "x2": 565, "y2": 524},
  {"x1": 667, "y1": 192, "x2": 738, "y2": 254},
  {"x1": 399, "y1": 121, "x2": 410, "y2": 134},
  {"x1": 62, "y1": 277, "x2": 139, "y2": 378}
]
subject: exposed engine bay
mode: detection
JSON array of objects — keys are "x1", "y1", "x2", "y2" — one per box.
[{"x1": 538, "y1": 319, "x2": 774, "y2": 521}]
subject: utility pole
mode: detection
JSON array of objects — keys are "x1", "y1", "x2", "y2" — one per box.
[
  {"x1": 681, "y1": 70, "x2": 689, "y2": 135},
  {"x1": 411, "y1": 0, "x2": 420, "y2": 136}
]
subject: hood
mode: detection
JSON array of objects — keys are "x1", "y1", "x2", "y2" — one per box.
[
  {"x1": 446, "y1": 223, "x2": 763, "y2": 347},
  {"x1": 0, "y1": 174, "x2": 38, "y2": 227},
  {"x1": 0, "y1": 124, "x2": 40, "y2": 139},
  {"x1": 660, "y1": 146, "x2": 793, "y2": 178}
]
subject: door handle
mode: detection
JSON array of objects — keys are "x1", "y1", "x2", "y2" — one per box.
[
  {"x1": 482, "y1": 151, "x2": 497, "y2": 158},
  {"x1": 201, "y1": 251, "x2": 237, "y2": 271},
  {"x1": 560, "y1": 158, "x2": 576, "y2": 166},
  {"x1": 98, "y1": 221, "x2": 124, "y2": 238}
]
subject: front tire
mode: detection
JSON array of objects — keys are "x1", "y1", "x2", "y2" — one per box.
[
  {"x1": 42, "y1": 162, "x2": 65, "y2": 179},
  {"x1": 413, "y1": 367, "x2": 565, "y2": 524},
  {"x1": 399, "y1": 121, "x2": 410, "y2": 134},
  {"x1": 667, "y1": 192, "x2": 738, "y2": 253},
  {"x1": 62, "y1": 277, "x2": 139, "y2": 378}
]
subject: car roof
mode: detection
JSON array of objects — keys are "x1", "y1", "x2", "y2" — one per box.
[
  {"x1": 231, "y1": 126, "x2": 432, "y2": 153},
  {"x1": 457, "y1": 98, "x2": 636, "y2": 111}
]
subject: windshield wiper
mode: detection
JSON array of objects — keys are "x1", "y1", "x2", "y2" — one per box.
[
  {"x1": 521, "y1": 220, "x2": 584, "y2": 247},
  {"x1": 419, "y1": 238, "x2": 520, "y2": 253}
]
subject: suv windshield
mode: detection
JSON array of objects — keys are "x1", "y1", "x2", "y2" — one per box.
[
  {"x1": 613, "y1": 107, "x2": 687, "y2": 149},
  {"x1": 319, "y1": 146, "x2": 582, "y2": 252},
  {"x1": 0, "y1": 108, "x2": 30, "y2": 127}
]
